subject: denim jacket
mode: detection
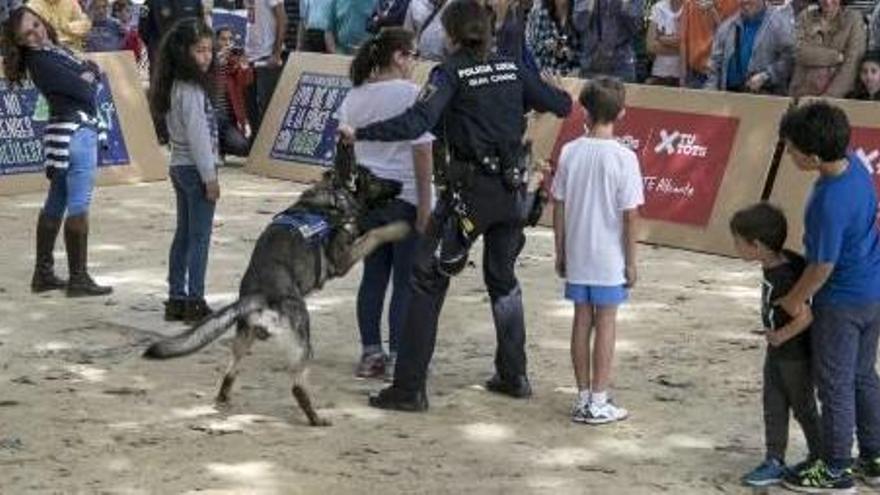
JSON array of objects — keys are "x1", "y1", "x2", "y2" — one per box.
[
  {"x1": 705, "y1": 7, "x2": 795, "y2": 94},
  {"x1": 572, "y1": 0, "x2": 644, "y2": 77}
]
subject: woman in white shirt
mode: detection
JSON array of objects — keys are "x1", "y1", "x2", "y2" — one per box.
[
  {"x1": 646, "y1": 0, "x2": 682, "y2": 86},
  {"x1": 337, "y1": 27, "x2": 434, "y2": 379}
]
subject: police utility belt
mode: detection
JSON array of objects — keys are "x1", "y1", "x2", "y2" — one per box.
[{"x1": 449, "y1": 152, "x2": 526, "y2": 191}]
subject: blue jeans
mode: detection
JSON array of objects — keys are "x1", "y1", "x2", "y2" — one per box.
[
  {"x1": 356, "y1": 199, "x2": 418, "y2": 355},
  {"x1": 812, "y1": 303, "x2": 880, "y2": 469},
  {"x1": 43, "y1": 127, "x2": 98, "y2": 219},
  {"x1": 168, "y1": 166, "x2": 216, "y2": 301}
]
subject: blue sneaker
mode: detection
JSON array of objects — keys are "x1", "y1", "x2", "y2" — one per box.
[{"x1": 743, "y1": 458, "x2": 786, "y2": 487}]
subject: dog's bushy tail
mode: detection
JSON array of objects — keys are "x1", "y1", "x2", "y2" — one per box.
[{"x1": 143, "y1": 296, "x2": 265, "y2": 359}]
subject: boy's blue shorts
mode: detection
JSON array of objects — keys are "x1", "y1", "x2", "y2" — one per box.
[{"x1": 565, "y1": 283, "x2": 628, "y2": 306}]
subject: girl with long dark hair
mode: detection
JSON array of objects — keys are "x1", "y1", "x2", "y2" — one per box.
[
  {"x1": 2, "y1": 6, "x2": 112, "y2": 297},
  {"x1": 338, "y1": 27, "x2": 434, "y2": 378},
  {"x1": 149, "y1": 19, "x2": 220, "y2": 323}
]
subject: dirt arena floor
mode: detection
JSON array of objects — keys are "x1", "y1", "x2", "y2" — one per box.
[{"x1": 0, "y1": 167, "x2": 824, "y2": 494}]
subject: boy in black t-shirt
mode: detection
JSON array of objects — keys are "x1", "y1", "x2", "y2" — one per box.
[{"x1": 730, "y1": 203, "x2": 822, "y2": 487}]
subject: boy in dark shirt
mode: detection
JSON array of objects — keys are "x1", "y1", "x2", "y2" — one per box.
[{"x1": 730, "y1": 202, "x2": 822, "y2": 487}]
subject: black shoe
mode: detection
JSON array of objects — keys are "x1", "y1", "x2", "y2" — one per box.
[
  {"x1": 164, "y1": 299, "x2": 186, "y2": 322},
  {"x1": 368, "y1": 386, "x2": 428, "y2": 412},
  {"x1": 184, "y1": 299, "x2": 213, "y2": 323},
  {"x1": 855, "y1": 456, "x2": 880, "y2": 487},
  {"x1": 31, "y1": 270, "x2": 67, "y2": 293},
  {"x1": 485, "y1": 374, "x2": 532, "y2": 398},
  {"x1": 67, "y1": 273, "x2": 113, "y2": 297}
]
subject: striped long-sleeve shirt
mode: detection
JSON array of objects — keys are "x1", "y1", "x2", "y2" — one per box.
[{"x1": 25, "y1": 45, "x2": 105, "y2": 170}]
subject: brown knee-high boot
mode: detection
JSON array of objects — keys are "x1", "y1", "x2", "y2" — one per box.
[
  {"x1": 31, "y1": 211, "x2": 67, "y2": 293},
  {"x1": 64, "y1": 214, "x2": 112, "y2": 297}
]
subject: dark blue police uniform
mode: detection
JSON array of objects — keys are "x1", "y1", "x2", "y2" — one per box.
[{"x1": 357, "y1": 50, "x2": 571, "y2": 407}]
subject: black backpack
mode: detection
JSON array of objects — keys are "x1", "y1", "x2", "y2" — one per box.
[{"x1": 365, "y1": 0, "x2": 411, "y2": 34}]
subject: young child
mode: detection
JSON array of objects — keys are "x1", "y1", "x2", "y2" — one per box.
[
  {"x1": 149, "y1": 19, "x2": 220, "y2": 323},
  {"x1": 729, "y1": 203, "x2": 821, "y2": 487},
  {"x1": 846, "y1": 50, "x2": 880, "y2": 101},
  {"x1": 551, "y1": 77, "x2": 644, "y2": 425},
  {"x1": 777, "y1": 101, "x2": 880, "y2": 493}
]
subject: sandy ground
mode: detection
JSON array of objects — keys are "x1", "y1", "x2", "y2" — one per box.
[{"x1": 0, "y1": 167, "x2": 830, "y2": 494}]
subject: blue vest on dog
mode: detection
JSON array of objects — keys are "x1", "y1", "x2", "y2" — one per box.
[{"x1": 271, "y1": 211, "x2": 332, "y2": 245}]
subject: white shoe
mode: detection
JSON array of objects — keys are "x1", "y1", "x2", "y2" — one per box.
[
  {"x1": 583, "y1": 400, "x2": 629, "y2": 425},
  {"x1": 571, "y1": 399, "x2": 590, "y2": 423}
]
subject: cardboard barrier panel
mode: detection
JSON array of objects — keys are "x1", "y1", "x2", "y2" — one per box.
[
  {"x1": 247, "y1": 53, "x2": 353, "y2": 182},
  {"x1": 247, "y1": 52, "x2": 435, "y2": 182},
  {"x1": 0, "y1": 51, "x2": 165, "y2": 196},
  {"x1": 544, "y1": 82, "x2": 790, "y2": 256},
  {"x1": 768, "y1": 98, "x2": 880, "y2": 250}
]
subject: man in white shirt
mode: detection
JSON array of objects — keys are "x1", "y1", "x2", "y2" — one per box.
[{"x1": 245, "y1": 0, "x2": 287, "y2": 134}]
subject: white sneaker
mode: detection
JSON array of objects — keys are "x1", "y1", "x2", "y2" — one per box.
[
  {"x1": 571, "y1": 399, "x2": 590, "y2": 423},
  {"x1": 583, "y1": 400, "x2": 629, "y2": 425}
]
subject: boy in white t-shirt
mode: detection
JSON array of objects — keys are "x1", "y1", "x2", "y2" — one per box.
[{"x1": 551, "y1": 77, "x2": 644, "y2": 425}]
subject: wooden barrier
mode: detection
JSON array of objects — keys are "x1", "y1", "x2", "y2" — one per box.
[
  {"x1": 768, "y1": 97, "x2": 880, "y2": 250},
  {"x1": 0, "y1": 51, "x2": 165, "y2": 196},
  {"x1": 246, "y1": 52, "x2": 434, "y2": 182},
  {"x1": 540, "y1": 81, "x2": 791, "y2": 257}
]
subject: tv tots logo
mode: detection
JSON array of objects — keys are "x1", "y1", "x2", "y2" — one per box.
[{"x1": 653, "y1": 129, "x2": 708, "y2": 157}]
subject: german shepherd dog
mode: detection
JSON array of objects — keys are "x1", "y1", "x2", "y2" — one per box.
[{"x1": 143, "y1": 144, "x2": 409, "y2": 426}]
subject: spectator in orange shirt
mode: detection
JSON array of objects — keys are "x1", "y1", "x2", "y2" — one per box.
[{"x1": 679, "y1": 0, "x2": 739, "y2": 87}]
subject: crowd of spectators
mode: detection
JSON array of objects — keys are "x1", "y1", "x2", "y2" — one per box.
[{"x1": 5, "y1": 0, "x2": 877, "y2": 149}]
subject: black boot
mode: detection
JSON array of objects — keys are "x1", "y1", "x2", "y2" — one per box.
[
  {"x1": 64, "y1": 214, "x2": 112, "y2": 297},
  {"x1": 485, "y1": 374, "x2": 532, "y2": 399},
  {"x1": 164, "y1": 299, "x2": 187, "y2": 322},
  {"x1": 368, "y1": 385, "x2": 429, "y2": 412},
  {"x1": 183, "y1": 299, "x2": 213, "y2": 323},
  {"x1": 31, "y1": 212, "x2": 67, "y2": 293}
]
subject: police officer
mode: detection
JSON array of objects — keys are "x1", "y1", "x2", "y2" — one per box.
[{"x1": 339, "y1": 0, "x2": 571, "y2": 412}]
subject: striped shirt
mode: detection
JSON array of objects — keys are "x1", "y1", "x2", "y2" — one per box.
[
  {"x1": 26, "y1": 45, "x2": 107, "y2": 170},
  {"x1": 43, "y1": 113, "x2": 106, "y2": 169}
]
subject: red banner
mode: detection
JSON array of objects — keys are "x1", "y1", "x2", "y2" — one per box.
[
  {"x1": 850, "y1": 127, "x2": 880, "y2": 193},
  {"x1": 550, "y1": 105, "x2": 740, "y2": 227}
]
